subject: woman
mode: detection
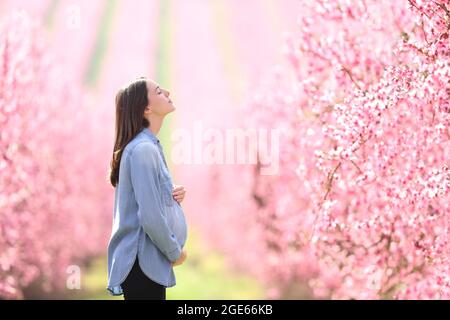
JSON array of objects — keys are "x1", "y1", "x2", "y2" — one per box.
[{"x1": 106, "y1": 76, "x2": 188, "y2": 300}]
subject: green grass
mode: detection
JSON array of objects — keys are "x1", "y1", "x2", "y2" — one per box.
[
  {"x1": 155, "y1": 0, "x2": 174, "y2": 171},
  {"x1": 83, "y1": 0, "x2": 119, "y2": 88},
  {"x1": 43, "y1": 0, "x2": 60, "y2": 30},
  {"x1": 164, "y1": 225, "x2": 266, "y2": 300},
  {"x1": 69, "y1": 226, "x2": 266, "y2": 300}
]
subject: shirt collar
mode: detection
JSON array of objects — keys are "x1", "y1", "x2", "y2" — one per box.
[{"x1": 140, "y1": 127, "x2": 160, "y2": 144}]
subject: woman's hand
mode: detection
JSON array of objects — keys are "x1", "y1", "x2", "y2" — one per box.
[
  {"x1": 172, "y1": 184, "x2": 186, "y2": 203},
  {"x1": 172, "y1": 248, "x2": 187, "y2": 267}
]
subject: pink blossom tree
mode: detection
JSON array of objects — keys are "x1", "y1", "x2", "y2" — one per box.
[
  {"x1": 0, "y1": 12, "x2": 111, "y2": 298},
  {"x1": 211, "y1": 0, "x2": 449, "y2": 299}
]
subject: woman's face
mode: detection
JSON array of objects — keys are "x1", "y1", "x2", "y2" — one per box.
[{"x1": 145, "y1": 79, "x2": 175, "y2": 116}]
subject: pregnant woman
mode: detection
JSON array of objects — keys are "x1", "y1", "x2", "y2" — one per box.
[{"x1": 106, "y1": 76, "x2": 188, "y2": 300}]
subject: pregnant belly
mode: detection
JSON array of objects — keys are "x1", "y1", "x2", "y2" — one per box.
[{"x1": 167, "y1": 202, "x2": 188, "y2": 248}]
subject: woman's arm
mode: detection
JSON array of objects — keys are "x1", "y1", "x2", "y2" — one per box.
[{"x1": 129, "y1": 142, "x2": 182, "y2": 263}]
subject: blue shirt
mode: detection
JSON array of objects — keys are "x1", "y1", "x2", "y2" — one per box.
[{"x1": 106, "y1": 127, "x2": 188, "y2": 296}]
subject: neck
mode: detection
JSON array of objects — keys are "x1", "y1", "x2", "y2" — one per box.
[{"x1": 147, "y1": 115, "x2": 164, "y2": 136}]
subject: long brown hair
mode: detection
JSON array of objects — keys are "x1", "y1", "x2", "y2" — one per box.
[{"x1": 109, "y1": 77, "x2": 150, "y2": 187}]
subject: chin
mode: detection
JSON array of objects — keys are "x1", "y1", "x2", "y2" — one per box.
[{"x1": 164, "y1": 107, "x2": 175, "y2": 116}]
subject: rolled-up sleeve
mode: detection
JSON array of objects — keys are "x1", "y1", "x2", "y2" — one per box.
[{"x1": 129, "y1": 142, "x2": 182, "y2": 263}]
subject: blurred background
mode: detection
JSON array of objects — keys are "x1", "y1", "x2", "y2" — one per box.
[
  {"x1": 0, "y1": 0, "x2": 300, "y2": 299},
  {"x1": 2, "y1": 0, "x2": 448, "y2": 300}
]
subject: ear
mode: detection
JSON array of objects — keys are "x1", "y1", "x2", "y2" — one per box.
[{"x1": 144, "y1": 105, "x2": 152, "y2": 115}]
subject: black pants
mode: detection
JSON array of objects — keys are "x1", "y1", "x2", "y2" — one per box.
[{"x1": 121, "y1": 257, "x2": 166, "y2": 300}]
